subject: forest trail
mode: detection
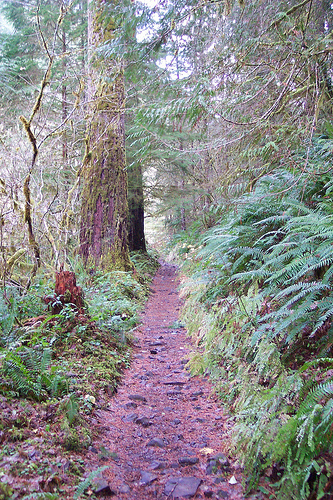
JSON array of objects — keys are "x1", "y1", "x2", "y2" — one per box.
[{"x1": 85, "y1": 264, "x2": 245, "y2": 499}]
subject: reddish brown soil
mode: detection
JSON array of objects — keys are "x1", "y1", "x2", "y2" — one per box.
[{"x1": 86, "y1": 263, "x2": 245, "y2": 499}]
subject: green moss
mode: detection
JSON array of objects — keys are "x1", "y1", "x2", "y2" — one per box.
[
  {"x1": 93, "y1": 3, "x2": 116, "y2": 41},
  {"x1": 0, "y1": 481, "x2": 13, "y2": 500},
  {"x1": 61, "y1": 419, "x2": 91, "y2": 451}
]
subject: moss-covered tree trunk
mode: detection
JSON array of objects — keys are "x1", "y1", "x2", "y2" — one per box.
[
  {"x1": 79, "y1": 0, "x2": 131, "y2": 271},
  {"x1": 128, "y1": 162, "x2": 146, "y2": 252}
]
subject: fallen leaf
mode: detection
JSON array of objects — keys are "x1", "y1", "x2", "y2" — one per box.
[{"x1": 200, "y1": 447, "x2": 214, "y2": 455}]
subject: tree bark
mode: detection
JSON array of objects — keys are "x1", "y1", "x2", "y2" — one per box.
[
  {"x1": 53, "y1": 270, "x2": 84, "y2": 314},
  {"x1": 128, "y1": 162, "x2": 146, "y2": 252},
  {"x1": 79, "y1": 0, "x2": 131, "y2": 271},
  {"x1": 62, "y1": 27, "x2": 68, "y2": 162}
]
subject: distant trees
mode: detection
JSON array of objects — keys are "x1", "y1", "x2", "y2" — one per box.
[
  {"x1": 134, "y1": 0, "x2": 333, "y2": 230},
  {"x1": 0, "y1": 0, "x2": 332, "y2": 278},
  {"x1": 0, "y1": 0, "x2": 87, "y2": 281}
]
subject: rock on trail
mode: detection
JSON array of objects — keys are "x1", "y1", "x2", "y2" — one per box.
[{"x1": 85, "y1": 263, "x2": 244, "y2": 499}]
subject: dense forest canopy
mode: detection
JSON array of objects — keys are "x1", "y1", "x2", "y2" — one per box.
[{"x1": 0, "y1": 0, "x2": 333, "y2": 498}]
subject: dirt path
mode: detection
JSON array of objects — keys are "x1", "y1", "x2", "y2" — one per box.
[{"x1": 86, "y1": 264, "x2": 245, "y2": 499}]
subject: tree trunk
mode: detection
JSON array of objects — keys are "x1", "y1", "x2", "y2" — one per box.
[
  {"x1": 62, "y1": 27, "x2": 68, "y2": 162},
  {"x1": 128, "y1": 162, "x2": 146, "y2": 252},
  {"x1": 79, "y1": 0, "x2": 131, "y2": 271}
]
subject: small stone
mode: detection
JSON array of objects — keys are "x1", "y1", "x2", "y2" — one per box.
[
  {"x1": 147, "y1": 437, "x2": 165, "y2": 448},
  {"x1": 119, "y1": 484, "x2": 130, "y2": 494},
  {"x1": 228, "y1": 475, "x2": 237, "y2": 484},
  {"x1": 201, "y1": 485, "x2": 214, "y2": 498},
  {"x1": 164, "y1": 477, "x2": 179, "y2": 495},
  {"x1": 165, "y1": 477, "x2": 202, "y2": 498},
  {"x1": 128, "y1": 395, "x2": 147, "y2": 402},
  {"x1": 178, "y1": 457, "x2": 199, "y2": 466},
  {"x1": 167, "y1": 391, "x2": 182, "y2": 396},
  {"x1": 217, "y1": 491, "x2": 229, "y2": 498},
  {"x1": 192, "y1": 391, "x2": 204, "y2": 397},
  {"x1": 92, "y1": 476, "x2": 115, "y2": 496},
  {"x1": 206, "y1": 463, "x2": 216, "y2": 475},
  {"x1": 173, "y1": 418, "x2": 181, "y2": 425},
  {"x1": 140, "y1": 471, "x2": 157, "y2": 485},
  {"x1": 150, "y1": 460, "x2": 167, "y2": 470},
  {"x1": 150, "y1": 349, "x2": 158, "y2": 354},
  {"x1": 123, "y1": 402, "x2": 137, "y2": 409},
  {"x1": 122, "y1": 413, "x2": 138, "y2": 423},
  {"x1": 211, "y1": 453, "x2": 229, "y2": 467},
  {"x1": 135, "y1": 416, "x2": 151, "y2": 427}
]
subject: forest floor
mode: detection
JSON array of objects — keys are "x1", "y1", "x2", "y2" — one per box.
[{"x1": 83, "y1": 263, "x2": 247, "y2": 500}]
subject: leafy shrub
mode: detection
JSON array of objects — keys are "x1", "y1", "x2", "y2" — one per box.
[{"x1": 177, "y1": 144, "x2": 333, "y2": 499}]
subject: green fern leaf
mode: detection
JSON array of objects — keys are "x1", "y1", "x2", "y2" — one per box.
[{"x1": 73, "y1": 466, "x2": 109, "y2": 500}]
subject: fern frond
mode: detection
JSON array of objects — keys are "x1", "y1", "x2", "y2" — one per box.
[
  {"x1": 73, "y1": 466, "x2": 109, "y2": 500},
  {"x1": 21, "y1": 493, "x2": 59, "y2": 500},
  {"x1": 299, "y1": 357, "x2": 333, "y2": 373},
  {"x1": 298, "y1": 381, "x2": 333, "y2": 418}
]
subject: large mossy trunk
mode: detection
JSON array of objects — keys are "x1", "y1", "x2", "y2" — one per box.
[
  {"x1": 128, "y1": 162, "x2": 146, "y2": 252},
  {"x1": 79, "y1": 0, "x2": 131, "y2": 271}
]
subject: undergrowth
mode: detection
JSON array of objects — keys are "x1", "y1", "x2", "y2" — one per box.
[
  {"x1": 175, "y1": 133, "x2": 333, "y2": 499},
  {"x1": 0, "y1": 251, "x2": 158, "y2": 498}
]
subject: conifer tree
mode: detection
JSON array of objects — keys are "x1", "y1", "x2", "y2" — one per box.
[{"x1": 79, "y1": 0, "x2": 131, "y2": 271}]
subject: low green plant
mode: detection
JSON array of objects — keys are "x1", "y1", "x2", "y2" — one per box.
[
  {"x1": 177, "y1": 147, "x2": 333, "y2": 498},
  {"x1": 0, "y1": 346, "x2": 69, "y2": 400},
  {"x1": 73, "y1": 466, "x2": 109, "y2": 500},
  {"x1": 21, "y1": 493, "x2": 59, "y2": 500},
  {"x1": 0, "y1": 481, "x2": 14, "y2": 500}
]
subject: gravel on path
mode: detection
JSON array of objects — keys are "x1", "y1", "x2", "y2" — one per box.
[{"x1": 85, "y1": 263, "x2": 245, "y2": 500}]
